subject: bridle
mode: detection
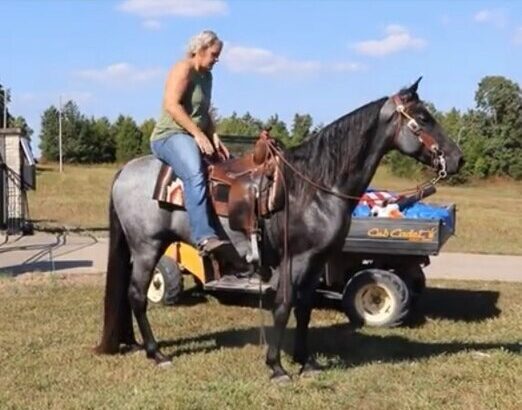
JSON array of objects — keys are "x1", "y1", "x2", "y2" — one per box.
[{"x1": 392, "y1": 95, "x2": 448, "y2": 182}]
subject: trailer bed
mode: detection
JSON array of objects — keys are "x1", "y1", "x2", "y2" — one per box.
[{"x1": 343, "y1": 204, "x2": 456, "y2": 256}]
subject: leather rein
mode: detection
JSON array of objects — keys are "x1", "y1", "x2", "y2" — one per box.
[{"x1": 260, "y1": 95, "x2": 448, "y2": 201}]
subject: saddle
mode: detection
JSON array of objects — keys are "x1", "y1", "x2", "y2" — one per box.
[{"x1": 153, "y1": 131, "x2": 284, "y2": 235}]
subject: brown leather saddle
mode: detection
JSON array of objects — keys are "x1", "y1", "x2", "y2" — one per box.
[{"x1": 153, "y1": 131, "x2": 284, "y2": 235}]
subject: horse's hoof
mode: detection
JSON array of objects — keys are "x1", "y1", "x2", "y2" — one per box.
[
  {"x1": 157, "y1": 360, "x2": 172, "y2": 368},
  {"x1": 152, "y1": 351, "x2": 171, "y2": 366},
  {"x1": 270, "y1": 373, "x2": 292, "y2": 384},
  {"x1": 120, "y1": 343, "x2": 142, "y2": 354},
  {"x1": 299, "y1": 359, "x2": 324, "y2": 377}
]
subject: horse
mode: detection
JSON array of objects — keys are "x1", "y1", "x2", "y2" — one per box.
[{"x1": 95, "y1": 78, "x2": 463, "y2": 381}]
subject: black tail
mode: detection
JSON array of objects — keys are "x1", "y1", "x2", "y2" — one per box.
[{"x1": 95, "y1": 185, "x2": 136, "y2": 354}]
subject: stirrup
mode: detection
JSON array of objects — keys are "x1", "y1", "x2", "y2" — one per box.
[{"x1": 198, "y1": 237, "x2": 230, "y2": 256}]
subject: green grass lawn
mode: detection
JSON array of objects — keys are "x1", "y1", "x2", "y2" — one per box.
[
  {"x1": 0, "y1": 276, "x2": 520, "y2": 409},
  {"x1": 28, "y1": 163, "x2": 522, "y2": 255}
]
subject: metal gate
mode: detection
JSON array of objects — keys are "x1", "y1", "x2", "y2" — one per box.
[{"x1": 0, "y1": 137, "x2": 6, "y2": 229}]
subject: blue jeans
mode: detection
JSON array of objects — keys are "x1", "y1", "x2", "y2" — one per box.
[{"x1": 151, "y1": 133, "x2": 217, "y2": 244}]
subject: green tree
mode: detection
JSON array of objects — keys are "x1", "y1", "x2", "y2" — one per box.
[
  {"x1": 0, "y1": 84, "x2": 11, "y2": 128},
  {"x1": 217, "y1": 111, "x2": 263, "y2": 136},
  {"x1": 60, "y1": 101, "x2": 90, "y2": 163},
  {"x1": 139, "y1": 118, "x2": 156, "y2": 155},
  {"x1": 89, "y1": 117, "x2": 116, "y2": 162},
  {"x1": 473, "y1": 76, "x2": 522, "y2": 179},
  {"x1": 9, "y1": 116, "x2": 34, "y2": 139},
  {"x1": 39, "y1": 105, "x2": 60, "y2": 161},
  {"x1": 290, "y1": 113, "x2": 313, "y2": 146},
  {"x1": 264, "y1": 114, "x2": 290, "y2": 146},
  {"x1": 113, "y1": 115, "x2": 143, "y2": 162}
]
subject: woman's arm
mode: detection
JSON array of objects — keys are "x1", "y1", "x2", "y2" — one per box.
[{"x1": 163, "y1": 62, "x2": 215, "y2": 155}]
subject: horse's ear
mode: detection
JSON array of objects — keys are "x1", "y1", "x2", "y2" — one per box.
[
  {"x1": 409, "y1": 76, "x2": 422, "y2": 93},
  {"x1": 398, "y1": 76, "x2": 422, "y2": 102}
]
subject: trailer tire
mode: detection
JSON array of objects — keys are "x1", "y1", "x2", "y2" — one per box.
[
  {"x1": 342, "y1": 269, "x2": 411, "y2": 327},
  {"x1": 401, "y1": 265, "x2": 426, "y2": 305},
  {"x1": 147, "y1": 256, "x2": 183, "y2": 305}
]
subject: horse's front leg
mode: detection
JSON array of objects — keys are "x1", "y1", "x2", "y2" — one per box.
[
  {"x1": 266, "y1": 298, "x2": 292, "y2": 382},
  {"x1": 293, "y1": 283, "x2": 323, "y2": 376}
]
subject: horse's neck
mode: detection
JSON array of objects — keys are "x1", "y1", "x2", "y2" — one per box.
[{"x1": 340, "y1": 134, "x2": 389, "y2": 199}]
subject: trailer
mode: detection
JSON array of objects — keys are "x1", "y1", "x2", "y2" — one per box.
[{"x1": 148, "y1": 199, "x2": 456, "y2": 328}]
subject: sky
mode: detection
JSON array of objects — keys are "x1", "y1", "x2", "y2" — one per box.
[{"x1": 2, "y1": 0, "x2": 522, "y2": 157}]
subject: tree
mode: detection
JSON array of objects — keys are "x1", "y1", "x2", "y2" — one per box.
[
  {"x1": 473, "y1": 76, "x2": 522, "y2": 179},
  {"x1": 9, "y1": 116, "x2": 34, "y2": 139},
  {"x1": 89, "y1": 117, "x2": 116, "y2": 162},
  {"x1": 0, "y1": 84, "x2": 12, "y2": 128},
  {"x1": 264, "y1": 114, "x2": 290, "y2": 146},
  {"x1": 39, "y1": 105, "x2": 60, "y2": 161},
  {"x1": 113, "y1": 115, "x2": 143, "y2": 162},
  {"x1": 139, "y1": 118, "x2": 156, "y2": 155},
  {"x1": 290, "y1": 113, "x2": 313, "y2": 146},
  {"x1": 59, "y1": 101, "x2": 89, "y2": 163},
  {"x1": 217, "y1": 111, "x2": 263, "y2": 136}
]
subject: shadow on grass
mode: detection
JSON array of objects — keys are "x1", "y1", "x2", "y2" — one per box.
[
  {"x1": 175, "y1": 285, "x2": 501, "y2": 324},
  {"x1": 158, "y1": 323, "x2": 520, "y2": 366},
  {"x1": 410, "y1": 286, "x2": 501, "y2": 325},
  {"x1": 0, "y1": 260, "x2": 94, "y2": 276}
]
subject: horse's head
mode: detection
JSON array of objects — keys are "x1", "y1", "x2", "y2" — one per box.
[{"x1": 383, "y1": 77, "x2": 464, "y2": 177}]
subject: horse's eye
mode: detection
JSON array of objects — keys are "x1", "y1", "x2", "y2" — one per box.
[{"x1": 417, "y1": 113, "x2": 429, "y2": 123}]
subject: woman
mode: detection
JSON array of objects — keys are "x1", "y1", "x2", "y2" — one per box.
[{"x1": 150, "y1": 30, "x2": 230, "y2": 255}]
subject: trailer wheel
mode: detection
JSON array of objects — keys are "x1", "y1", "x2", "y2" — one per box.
[
  {"x1": 342, "y1": 269, "x2": 411, "y2": 327},
  {"x1": 147, "y1": 256, "x2": 183, "y2": 305},
  {"x1": 401, "y1": 265, "x2": 426, "y2": 305}
]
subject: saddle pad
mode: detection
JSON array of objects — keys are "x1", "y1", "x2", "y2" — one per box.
[{"x1": 152, "y1": 164, "x2": 185, "y2": 207}]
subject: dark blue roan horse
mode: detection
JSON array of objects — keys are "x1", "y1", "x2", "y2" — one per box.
[{"x1": 95, "y1": 79, "x2": 463, "y2": 381}]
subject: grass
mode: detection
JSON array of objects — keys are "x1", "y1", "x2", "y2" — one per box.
[
  {"x1": 0, "y1": 275, "x2": 520, "y2": 409},
  {"x1": 28, "y1": 162, "x2": 522, "y2": 254}
]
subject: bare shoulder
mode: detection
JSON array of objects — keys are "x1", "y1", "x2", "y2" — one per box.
[{"x1": 169, "y1": 60, "x2": 192, "y2": 78}]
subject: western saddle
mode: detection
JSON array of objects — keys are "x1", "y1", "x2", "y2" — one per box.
[{"x1": 153, "y1": 130, "x2": 284, "y2": 237}]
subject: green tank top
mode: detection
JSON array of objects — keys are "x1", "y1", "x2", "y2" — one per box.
[{"x1": 151, "y1": 69, "x2": 212, "y2": 141}]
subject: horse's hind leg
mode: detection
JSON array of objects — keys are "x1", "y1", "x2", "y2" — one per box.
[{"x1": 128, "y1": 245, "x2": 170, "y2": 365}]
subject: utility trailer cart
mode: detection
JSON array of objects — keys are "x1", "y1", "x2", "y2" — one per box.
[{"x1": 148, "y1": 203, "x2": 456, "y2": 328}]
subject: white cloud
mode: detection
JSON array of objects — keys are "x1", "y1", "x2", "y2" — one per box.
[
  {"x1": 331, "y1": 62, "x2": 365, "y2": 72},
  {"x1": 142, "y1": 19, "x2": 162, "y2": 30},
  {"x1": 514, "y1": 27, "x2": 522, "y2": 45},
  {"x1": 75, "y1": 63, "x2": 163, "y2": 86},
  {"x1": 353, "y1": 25, "x2": 426, "y2": 57},
  {"x1": 118, "y1": 0, "x2": 228, "y2": 17},
  {"x1": 221, "y1": 44, "x2": 363, "y2": 75},
  {"x1": 222, "y1": 45, "x2": 319, "y2": 74},
  {"x1": 473, "y1": 9, "x2": 507, "y2": 28}
]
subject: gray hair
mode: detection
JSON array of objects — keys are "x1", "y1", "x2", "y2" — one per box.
[{"x1": 186, "y1": 30, "x2": 222, "y2": 56}]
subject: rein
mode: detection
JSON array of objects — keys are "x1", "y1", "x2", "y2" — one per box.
[
  {"x1": 259, "y1": 94, "x2": 448, "y2": 203},
  {"x1": 253, "y1": 96, "x2": 447, "y2": 306}
]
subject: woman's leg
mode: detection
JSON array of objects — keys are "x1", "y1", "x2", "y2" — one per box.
[{"x1": 151, "y1": 133, "x2": 217, "y2": 245}]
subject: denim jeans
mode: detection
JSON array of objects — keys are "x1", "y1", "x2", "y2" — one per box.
[{"x1": 151, "y1": 133, "x2": 217, "y2": 244}]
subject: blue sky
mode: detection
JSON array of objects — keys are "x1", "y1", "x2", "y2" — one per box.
[{"x1": 2, "y1": 0, "x2": 522, "y2": 156}]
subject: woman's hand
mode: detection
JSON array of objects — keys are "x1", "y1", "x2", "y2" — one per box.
[
  {"x1": 212, "y1": 133, "x2": 230, "y2": 160},
  {"x1": 194, "y1": 131, "x2": 216, "y2": 156}
]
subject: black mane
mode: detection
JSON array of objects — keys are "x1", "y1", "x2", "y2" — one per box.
[{"x1": 284, "y1": 96, "x2": 388, "y2": 200}]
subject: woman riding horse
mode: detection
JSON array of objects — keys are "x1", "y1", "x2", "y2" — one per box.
[{"x1": 95, "y1": 77, "x2": 463, "y2": 381}]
